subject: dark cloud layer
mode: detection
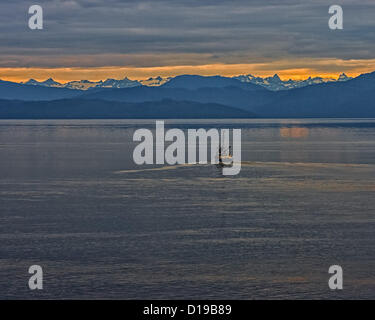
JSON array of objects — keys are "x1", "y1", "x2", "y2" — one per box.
[{"x1": 0, "y1": 0, "x2": 374, "y2": 68}]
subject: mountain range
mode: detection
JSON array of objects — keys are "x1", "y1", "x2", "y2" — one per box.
[
  {"x1": 0, "y1": 72, "x2": 373, "y2": 118},
  {"x1": 233, "y1": 73, "x2": 352, "y2": 91},
  {"x1": 23, "y1": 77, "x2": 142, "y2": 90},
  {"x1": 19, "y1": 73, "x2": 352, "y2": 91}
]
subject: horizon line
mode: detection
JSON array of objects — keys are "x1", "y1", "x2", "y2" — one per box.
[
  {"x1": 0, "y1": 71, "x2": 366, "y2": 85},
  {"x1": 2, "y1": 59, "x2": 375, "y2": 83}
]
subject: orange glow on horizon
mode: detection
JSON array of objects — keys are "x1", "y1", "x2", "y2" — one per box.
[{"x1": 0, "y1": 60, "x2": 374, "y2": 83}]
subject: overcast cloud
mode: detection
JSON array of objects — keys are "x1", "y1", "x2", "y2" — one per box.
[{"x1": 0, "y1": 0, "x2": 374, "y2": 69}]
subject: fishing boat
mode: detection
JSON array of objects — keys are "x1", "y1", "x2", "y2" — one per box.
[{"x1": 218, "y1": 146, "x2": 233, "y2": 167}]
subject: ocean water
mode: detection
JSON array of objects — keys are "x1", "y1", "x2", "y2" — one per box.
[{"x1": 0, "y1": 118, "x2": 375, "y2": 299}]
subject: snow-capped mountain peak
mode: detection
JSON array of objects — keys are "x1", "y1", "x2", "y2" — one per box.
[
  {"x1": 233, "y1": 73, "x2": 351, "y2": 91},
  {"x1": 22, "y1": 78, "x2": 62, "y2": 87},
  {"x1": 338, "y1": 73, "x2": 352, "y2": 81},
  {"x1": 42, "y1": 78, "x2": 61, "y2": 86},
  {"x1": 139, "y1": 76, "x2": 171, "y2": 86},
  {"x1": 23, "y1": 79, "x2": 40, "y2": 85},
  {"x1": 270, "y1": 74, "x2": 281, "y2": 82},
  {"x1": 100, "y1": 77, "x2": 141, "y2": 88}
]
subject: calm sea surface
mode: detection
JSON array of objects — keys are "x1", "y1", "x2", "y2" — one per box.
[{"x1": 0, "y1": 119, "x2": 375, "y2": 299}]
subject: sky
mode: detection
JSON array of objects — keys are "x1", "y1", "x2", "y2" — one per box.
[{"x1": 0, "y1": 0, "x2": 375, "y2": 82}]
